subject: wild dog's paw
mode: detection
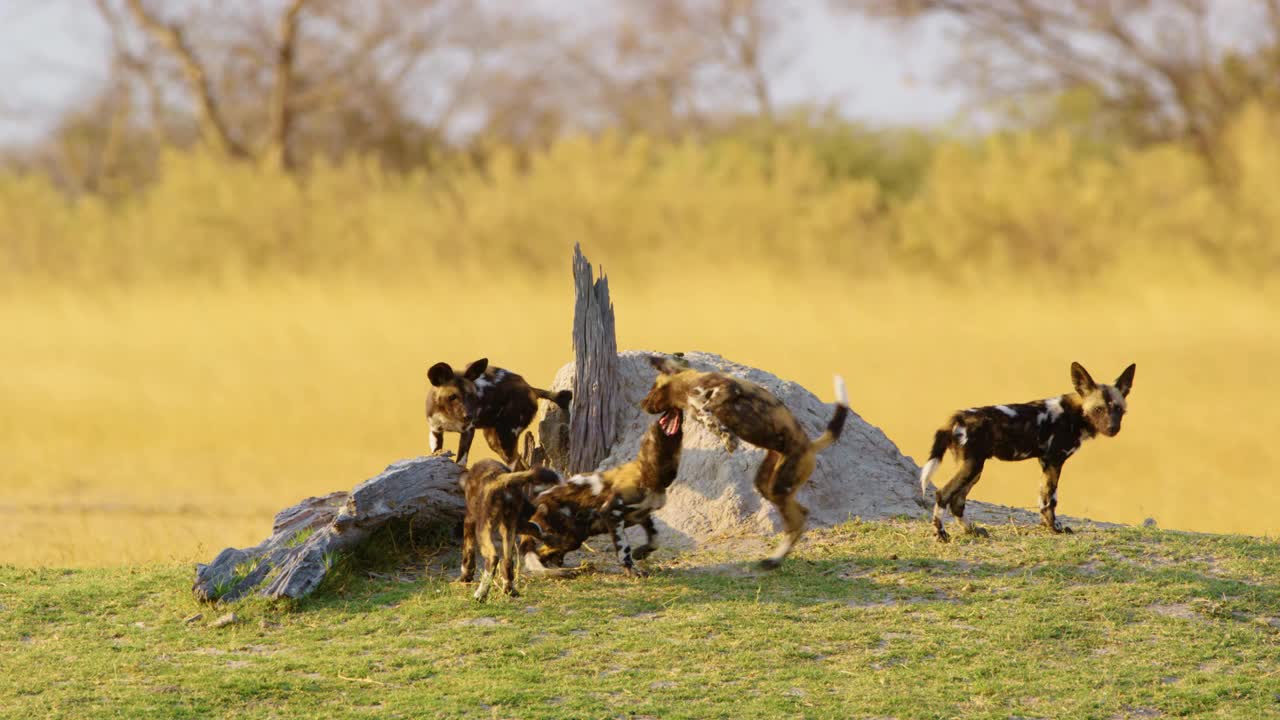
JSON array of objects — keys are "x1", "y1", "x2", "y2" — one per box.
[
  {"x1": 1059, "y1": 525, "x2": 1074, "y2": 535},
  {"x1": 757, "y1": 557, "x2": 783, "y2": 571},
  {"x1": 631, "y1": 544, "x2": 655, "y2": 561},
  {"x1": 966, "y1": 525, "x2": 990, "y2": 538},
  {"x1": 625, "y1": 567, "x2": 649, "y2": 579},
  {"x1": 934, "y1": 529, "x2": 951, "y2": 544}
]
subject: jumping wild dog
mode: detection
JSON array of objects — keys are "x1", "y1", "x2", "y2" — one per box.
[
  {"x1": 425, "y1": 358, "x2": 571, "y2": 466},
  {"x1": 919, "y1": 362, "x2": 1136, "y2": 542},
  {"x1": 639, "y1": 355, "x2": 849, "y2": 569},
  {"x1": 519, "y1": 406, "x2": 685, "y2": 578},
  {"x1": 458, "y1": 456, "x2": 561, "y2": 601}
]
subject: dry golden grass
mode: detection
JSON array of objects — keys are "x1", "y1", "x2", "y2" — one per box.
[{"x1": 1, "y1": 270, "x2": 1276, "y2": 566}]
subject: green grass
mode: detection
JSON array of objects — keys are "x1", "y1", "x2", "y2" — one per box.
[{"x1": 3, "y1": 521, "x2": 1279, "y2": 719}]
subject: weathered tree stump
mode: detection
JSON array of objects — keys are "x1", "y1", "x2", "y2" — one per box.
[
  {"x1": 565, "y1": 243, "x2": 619, "y2": 474},
  {"x1": 192, "y1": 455, "x2": 464, "y2": 603}
]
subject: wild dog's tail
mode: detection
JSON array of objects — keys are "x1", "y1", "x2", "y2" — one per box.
[
  {"x1": 489, "y1": 467, "x2": 561, "y2": 496},
  {"x1": 534, "y1": 387, "x2": 573, "y2": 411},
  {"x1": 810, "y1": 375, "x2": 851, "y2": 453},
  {"x1": 920, "y1": 425, "x2": 954, "y2": 499}
]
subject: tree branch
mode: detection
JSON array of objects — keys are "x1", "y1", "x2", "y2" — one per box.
[
  {"x1": 123, "y1": 0, "x2": 248, "y2": 158},
  {"x1": 263, "y1": 0, "x2": 309, "y2": 170}
]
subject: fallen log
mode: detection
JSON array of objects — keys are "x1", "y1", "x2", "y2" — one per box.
[{"x1": 193, "y1": 455, "x2": 464, "y2": 603}]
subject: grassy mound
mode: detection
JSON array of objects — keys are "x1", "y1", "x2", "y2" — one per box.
[{"x1": 3, "y1": 521, "x2": 1278, "y2": 718}]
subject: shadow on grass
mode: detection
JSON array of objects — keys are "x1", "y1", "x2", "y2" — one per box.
[{"x1": 273, "y1": 521, "x2": 1280, "y2": 628}]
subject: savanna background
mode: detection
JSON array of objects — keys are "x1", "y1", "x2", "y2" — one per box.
[{"x1": 2, "y1": 0, "x2": 1277, "y2": 568}]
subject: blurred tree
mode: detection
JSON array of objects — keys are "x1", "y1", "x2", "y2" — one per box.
[
  {"x1": 841, "y1": 0, "x2": 1280, "y2": 168},
  {"x1": 557, "y1": 0, "x2": 800, "y2": 136},
  {"x1": 88, "y1": 0, "x2": 492, "y2": 172},
  {"x1": 13, "y1": 0, "x2": 836, "y2": 187}
]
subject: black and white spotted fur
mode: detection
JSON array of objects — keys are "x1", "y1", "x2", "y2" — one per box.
[{"x1": 919, "y1": 362, "x2": 1136, "y2": 542}]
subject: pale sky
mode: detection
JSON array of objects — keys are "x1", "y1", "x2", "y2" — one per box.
[{"x1": 0, "y1": 1, "x2": 968, "y2": 145}]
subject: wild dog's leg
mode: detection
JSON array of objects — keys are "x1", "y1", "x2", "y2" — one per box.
[
  {"x1": 429, "y1": 427, "x2": 446, "y2": 455},
  {"x1": 519, "y1": 532, "x2": 545, "y2": 574},
  {"x1": 497, "y1": 426, "x2": 521, "y2": 466},
  {"x1": 456, "y1": 428, "x2": 477, "y2": 466},
  {"x1": 759, "y1": 452, "x2": 816, "y2": 570},
  {"x1": 760, "y1": 493, "x2": 809, "y2": 570},
  {"x1": 933, "y1": 457, "x2": 983, "y2": 543},
  {"x1": 457, "y1": 515, "x2": 477, "y2": 582},
  {"x1": 1038, "y1": 459, "x2": 1072, "y2": 534},
  {"x1": 949, "y1": 458, "x2": 988, "y2": 538},
  {"x1": 482, "y1": 426, "x2": 522, "y2": 466},
  {"x1": 498, "y1": 521, "x2": 519, "y2": 597},
  {"x1": 473, "y1": 522, "x2": 498, "y2": 601},
  {"x1": 753, "y1": 450, "x2": 783, "y2": 497},
  {"x1": 607, "y1": 521, "x2": 644, "y2": 577},
  {"x1": 689, "y1": 387, "x2": 740, "y2": 453},
  {"x1": 631, "y1": 516, "x2": 659, "y2": 561}
]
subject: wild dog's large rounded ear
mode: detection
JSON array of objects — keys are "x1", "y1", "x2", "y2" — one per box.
[
  {"x1": 1070, "y1": 362, "x2": 1097, "y2": 396},
  {"x1": 1114, "y1": 363, "x2": 1136, "y2": 397},
  {"x1": 463, "y1": 358, "x2": 489, "y2": 381},
  {"x1": 648, "y1": 355, "x2": 680, "y2": 375},
  {"x1": 427, "y1": 362, "x2": 454, "y2": 387}
]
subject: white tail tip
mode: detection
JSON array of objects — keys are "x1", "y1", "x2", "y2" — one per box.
[{"x1": 833, "y1": 375, "x2": 848, "y2": 406}]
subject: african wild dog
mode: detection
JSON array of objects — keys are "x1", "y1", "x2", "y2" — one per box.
[
  {"x1": 519, "y1": 406, "x2": 685, "y2": 578},
  {"x1": 919, "y1": 362, "x2": 1136, "y2": 542},
  {"x1": 426, "y1": 358, "x2": 571, "y2": 466},
  {"x1": 458, "y1": 457, "x2": 561, "y2": 601},
  {"x1": 639, "y1": 355, "x2": 849, "y2": 569}
]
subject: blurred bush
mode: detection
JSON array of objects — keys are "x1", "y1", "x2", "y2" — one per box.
[{"x1": 2, "y1": 107, "x2": 1277, "y2": 288}]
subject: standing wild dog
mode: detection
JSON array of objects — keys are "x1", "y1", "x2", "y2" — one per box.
[
  {"x1": 639, "y1": 355, "x2": 849, "y2": 569},
  {"x1": 458, "y1": 457, "x2": 561, "y2": 601},
  {"x1": 919, "y1": 362, "x2": 1136, "y2": 542},
  {"x1": 425, "y1": 358, "x2": 571, "y2": 465},
  {"x1": 519, "y1": 406, "x2": 685, "y2": 578}
]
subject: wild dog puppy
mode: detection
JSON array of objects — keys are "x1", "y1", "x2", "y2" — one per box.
[
  {"x1": 639, "y1": 355, "x2": 849, "y2": 570},
  {"x1": 919, "y1": 362, "x2": 1136, "y2": 542},
  {"x1": 519, "y1": 407, "x2": 685, "y2": 577},
  {"x1": 425, "y1": 358, "x2": 571, "y2": 465},
  {"x1": 458, "y1": 458, "x2": 561, "y2": 601}
]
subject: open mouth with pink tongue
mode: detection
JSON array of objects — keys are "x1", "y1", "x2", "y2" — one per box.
[{"x1": 657, "y1": 410, "x2": 682, "y2": 436}]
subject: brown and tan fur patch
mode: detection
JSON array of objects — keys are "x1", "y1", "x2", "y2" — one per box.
[
  {"x1": 919, "y1": 361, "x2": 1136, "y2": 542},
  {"x1": 426, "y1": 357, "x2": 571, "y2": 466},
  {"x1": 639, "y1": 355, "x2": 849, "y2": 569},
  {"x1": 458, "y1": 457, "x2": 561, "y2": 601},
  {"x1": 519, "y1": 408, "x2": 685, "y2": 577}
]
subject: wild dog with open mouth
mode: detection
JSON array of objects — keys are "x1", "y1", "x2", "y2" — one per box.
[
  {"x1": 519, "y1": 407, "x2": 685, "y2": 578},
  {"x1": 425, "y1": 358, "x2": 571, "y2": 466},
  {"x1": 919, "y1": 362, "x2": 1136, "y2": 542},
  {"x1": 639, "y1": 355, "x2": 849, "y2": 570},
  {"x1": 458, "y1": 457, "x2": 561, "y2": 601}
]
